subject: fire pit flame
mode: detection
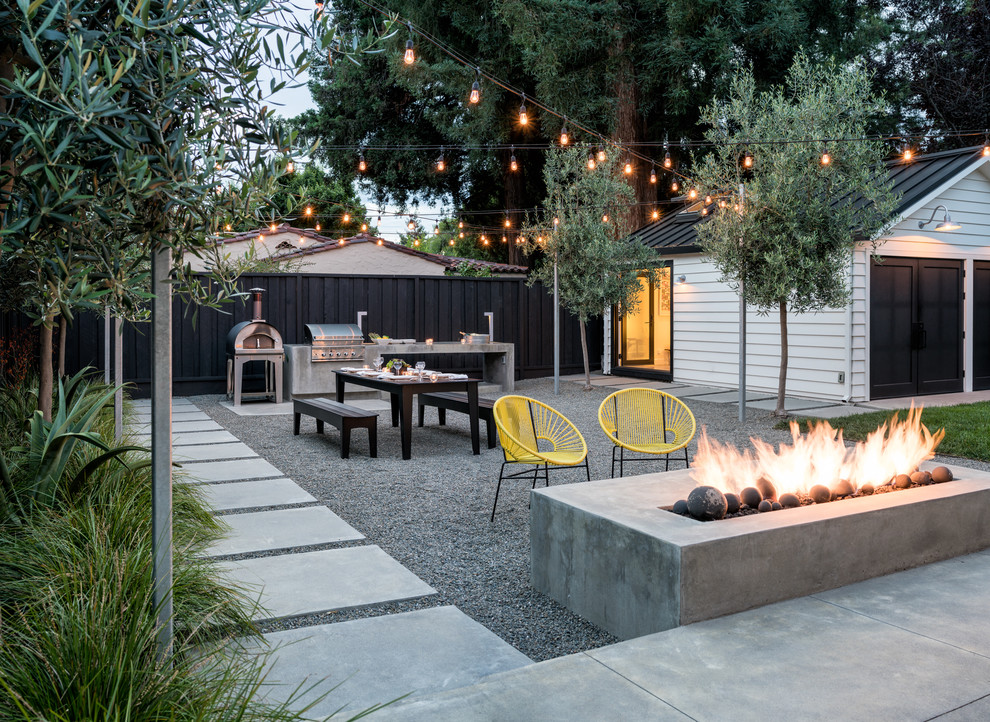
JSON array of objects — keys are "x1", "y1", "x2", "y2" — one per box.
[{"x1": 691, "y1": 405, "x2": 944, "y2": 497}]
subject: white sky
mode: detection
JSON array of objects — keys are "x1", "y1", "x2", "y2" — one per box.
[{"x1": 259, "y1": 3, "x2": 439, "y2": 243}]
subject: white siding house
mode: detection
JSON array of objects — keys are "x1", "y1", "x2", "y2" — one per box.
[{"x1": 611, "y1": 146, "x2": 990, "y2": 403}]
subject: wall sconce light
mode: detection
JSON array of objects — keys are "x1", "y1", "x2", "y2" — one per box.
[
  {"x1": 676, "y1": 275, "x2": 686, "y2": 284},
  {"x1": 918, "y1": 205, "x2": 961, "y2": 232}
]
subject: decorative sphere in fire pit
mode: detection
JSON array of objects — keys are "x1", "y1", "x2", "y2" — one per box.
[
  {"x1": 860, "y1": 483, "x2": 875, "y2": 495},
  {"x1": 740, "y1": 487, "x2": 762, "y2": 509},
  {"x1": 831, "y1": 479, "x2": 854, "y2": 499},
  {"x1": 810, "y1": 485, "x2": 831, "y2": 504},
  {"x1": 686, "y1": 486, "x2": 727, "y2": 521},
  {"x1": 672, "y1": 499, "x2": 689, "y2": 515},
  {"x1": 724, "y1": 493, "x2": 740, "y2": 515},
  {"x1": 911, "y1": 470, "x2": 932, "y2": 486},
  {"x1": 757, "y1": 500, "x2": 773, "y2": 512},
  {"x1": 894, "y1": 473, "x2": 912, "y2": 489},
  {"x1": 756, "y1": 477, "x2": 777, "y2": 502},
  {"x1": 779, "y1": 493, "x2": 800, "y2": 508},
  {"x1": 932, "y1": 466, "x2": 953, "y2": 483}
]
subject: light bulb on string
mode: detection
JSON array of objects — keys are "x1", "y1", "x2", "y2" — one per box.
[
  {"x1": 342, "y1": 212, "x2": 350, "y2": 224},
  {"x1": 651, "y1": 209, "x2": 659, "y2": 220},
  {"x1": 587, "y1": 152, "x2": 596, "y2": 170},
  {"x1": 436, "y1": 148, "x2": 445, "y2": 172},
  {"x1": 504, "y1": 217, "x2": 511, "y2": 228},
  {"x1": 559, "y1": 120, "x2": 569, "y2": 146},
  {"x1": 408, "y1": 218, "x2": 417, "y2": 231},
  {"x1": 902, "y1": 141, "x2": 913, "y2": 162},
  {"x1": 663, "y1": 150, "x2": 672, "y2": 169},
  {"x1": 705, "y1": 194, "x2": 713, "y2": 205},
  {"x1": 688, "y1": 188, "x2": 697, "y2": 200},
  {"x1": 286, "y1": 160, "x2": 294, "y2": 173},
  {"x1": 258, "y1": 234, "x2": 265, "y2": 241},
  {"x1": 315, "y1": 223, "x2": 321, "y2": 231},
  {"x1": 361, "y1": 222, "x2": 368, "y2": 232},
  {"x1": 671, "y1": 179, "x2": 679, "y2": 193},
  {"x1": 433, "y1": 224, "x2": 439, "y2": 236},
  {"x1": 376, "y1": 215, "x2": 382, "y2": 226},
  {"x1": 224, "y1": 223, "x2": 232, "y2": 231},
  {"x1": 650, "y1": 166, "x2": 657, "y2": 184},
  {"x1": 358, "y1": 153, "x2": 366, "y2": 172},
  {"x1": 821, "y1": 145, "x2": 831, "y2": 165},
  {"x1": 377, "y1": 238, "x2": 383, "y2": 245},
  {"x1": 305, "y1": 205, "x2": 313, "y2": 216},
  {"x1": 414, "y1": 238, "x2": 420, "y2": 246},
  {"x1": 450, "y1": 239, "x2": 456, "y2": 246},
  {"x1": 269, "y1": 223, "x2": 277, "y2": 232},
  {"x1": 518, "y1": 95, "x2": 528, "y2": 125},
  {"x1": 597, "y1": 145, "x2": 606, "y2": 162},
  {"x1": 481, "y1": 235, "x2": 488, "y2": 245},
  {"x1": 553, "y1": 217, "x2": 559, "y2": 227},
  {"x1": 501, "y1": 235, "x2": 507, "y2": 243},
  {"x1": 458, "y1": 219, "x2": 464, "y2": 229},
  {"x1": 718, "y1": 199, "x2": 726, "y2": 209},
  {"x1": 623, "y1": 158, "x2": 632, "y2": 175},
  {"x1": 602, "y1": 213, "x2": 609, "y2": 223},
  {"x1": 983, "y1": 132, "x2": 990, "y2": 156},
  {"x1": 701, "y1": 207, "x2": 708, "y2": 216},
  {"x1": 509, "y1": 146, "x2": 518, "y2": 172},
  {"x1": 469, "y1": 69, "x2": 481, "y2": 104},
  {"x1": 742, "y1": 150, "x2": 753, "y2": 169},
  {"x1": 404, "y1": 24, "x2": 415, "y2": 65}
]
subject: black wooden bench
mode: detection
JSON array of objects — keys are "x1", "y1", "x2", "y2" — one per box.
[
  {"x1": 293, "y1": 398, "x2": 377, "y2": 459},
  {"x1": 417, "y1": 392, "x2": 497, "y2": 449}
]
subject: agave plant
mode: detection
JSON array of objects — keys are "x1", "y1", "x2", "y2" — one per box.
[{"x1": 0, "y1": 369, "x2": 146, "y2": 525}]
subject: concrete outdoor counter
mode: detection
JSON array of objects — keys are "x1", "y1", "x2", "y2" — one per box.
[{"x1": 531, "y1": 464, "x2": 990, "y2": 640}]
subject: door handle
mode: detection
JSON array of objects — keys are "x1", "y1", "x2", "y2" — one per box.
[{"x1": 911, "y1": 322, "x2": 927, "y2": 350}]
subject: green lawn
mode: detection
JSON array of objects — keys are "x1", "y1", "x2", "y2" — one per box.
[{"x1": 777, "y1": 402, "x2": 990, "y2": 462}]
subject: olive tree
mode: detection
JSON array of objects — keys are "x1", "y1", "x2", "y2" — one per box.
[{"x1": 691, "y1": 55, "x2": 898, "y2": 416}]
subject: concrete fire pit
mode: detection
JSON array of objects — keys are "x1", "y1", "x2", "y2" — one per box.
[{"x1": 530, "y1": 464, "x2": 990, "y2": 640}]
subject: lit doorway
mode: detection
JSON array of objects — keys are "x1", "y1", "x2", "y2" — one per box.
[{"x1": 616, "y1": 267, "x2": 672, "y2": 375}]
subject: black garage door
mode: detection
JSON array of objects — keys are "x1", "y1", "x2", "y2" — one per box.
[
  {"x1": 870, "y1": 257, "x2": 963, "y2": 399},
  {"x1": 974, "y1": 261, "x2": 990, "y2": 390}
]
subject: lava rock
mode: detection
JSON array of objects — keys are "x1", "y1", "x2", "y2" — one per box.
[
  {"x1": 756, "y1": 477, "x2": 778, "y2": 502},
  {"x1": 724, "y1": 493, "x2": 740, "y2": 515},
  {"x1": 911, "y1": 470, "x2": 933, "y2": 486},
  {"x1": 810, "y1": 484, "x2": 831, "y2": 504},
  {"x1": 672, "y1": 499, "x2": 689, "y2": 515},
  {"x1": 740, "y1": 486, "x2": 763, "y2": 508},
  {"x1": 687, "y1": 486, "x2": 728, "y2": 521},
  {"x1": 779, "y1": 493, "x2": 800, "y2": 508},
  {"x1": 771, "y1": 501, "x2": 782, "y2": 511},
  {"x1": 860, "y1": 483, "x2": 875, "y2": 495},
  {"x1": 931, "y1": 466, "x2": 953, "y2": 483},
  {"x1": 831, "y1": 479, "x2": 854, "y2": 499},
  {"x1": 894, "y1": 473, "x2": 912, "y2": 489},
  {"x1": 758, "y1": 500, "x2": 773, "y2": 513}
]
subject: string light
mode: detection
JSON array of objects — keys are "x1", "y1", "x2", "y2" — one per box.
[
  {"x1": 742, "y1": 150, "x2": 753, "y2": 168},
  {"x1": 718, "y1": 199, "x2": 726, "y2": 209},
  {"x1": 688, "y1": 188, "x2": 697, "y2": 200},
  {"x1": 414, "y1": 238, "x2": 420, "y2": 246},
  {"x1": 361, "y1": 222, "x2": 368, "y2": 232},
  {"x1": 821, "y1": 146, "x2": 831, "y2": 165},
  {"x1": 404, "y1": 24, "x2": 415, "y2": 65},
  {"x1": 258, "y1": 234, "x2": 265, "y2": 241},
  {"x1": 650, "y1": 166, "x2": 657, "y2": 184},
  {"x1": 559, "y1": 120, "x2": 569, "y2": 146},
  {"x1": 671, "y1": 179, "x2": 679, "y2": 192},
  {"x1": 376, "y1": 215, "x2": 382, "y2": 226},
  {"x1": 315, "y1": 223, "x2": 321, "y2": 231},
  {"x1": 375, "y1": 238, "x2": 382, "y2": 245},
  {"x1": 408, "y1": 218, "x2": 417, "y2": 231},
  {"x1": 623, "y1": 158, "x2": 632, "y2": 175},
  {"x1": 458, "y1": 219, "x2": 464, "y2": 229},
  {"x1": 224, "y1": 223, "x2": 232, "y2": 231},
  {"x1": 481, "y1": 234, "x2": 488, "y2": 245},
  {"x1": 459, "y1": 231, "x2": 465, "y2": 238},
  {"x1": 663, "y1": 150, "x2": 672, "y2": 169},
  {"x1": 358, "y1": 153, "x2": 366, "y2": 172},
  {"x1": 269, "y1": 223, "x2": 277, "y2": 232},
  {"x1": 509, "y1": 146, "x2": 518, "y2": 172},
  {"x1": 587, "y1": 152, "x2": 596, "y2": 170},
  {"x1": 983, "y1": 132, "x2": 989, "y2": 156},
  {"x1": 501, "y1": 235, "x2": 507, "y2": 243},
  {"x1": 286, "y1": 160, "x2": 294, "y2": 173},
  {"x1": 434, "y1": 224, "x2": 439, "y2": 235},
  {"x1": 705, "y1": 194, "x2": 713, "y2": 205},
  {"x1": 651, "y1": 209, "x2": 659, "y2": 220},
  {"x1": 469, "y1": 68, "x2": 481, "y2": 104},
  {"x1": 436, "y1": 148, "x2": 446, "y2": 172},
  {"x1": 597, "y1": 146, "x2": 606, "y2": 162},
  {"x1": 504, "y1": 216, "x2": 511, "y2": 228},
  {"x1": 553, "y1": 217, "x2": 559, "y2": 227},
  {"x1": 602, "y1": 213, "x2": 609, "y2": 223},
  {"x1": 305, "y1": 206, "x2": 313, "y2": 216},
  {"x1": 902, "y1": 141, "x2": 913, "y2": 162},
  {"x1": 342, "y1": 212, "x2": 350, "y2": 223},
  {"x1": 701, "y1": 207, "x2": 708, "y2": 216},
  {"x1": 518, "y1": 94, "x2": 528, "y2": 125},
  {"x1": 450, "y1": 238, "x2": 456, "y2": 246},
  {"x1": 298, "y1": 235, "x2": 305, "y2": 245}
]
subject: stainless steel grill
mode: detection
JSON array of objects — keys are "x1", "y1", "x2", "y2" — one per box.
[
  {"x1": 304, "y1": 323, "x2": 364, "y2": 362},
  {"x1": 225, "y1": 288, "x2": 284, "y2": 404}
]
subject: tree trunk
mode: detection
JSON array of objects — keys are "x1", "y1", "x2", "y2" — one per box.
[
  {"x1": 775, "y1": 299, "x2": 789, "y2": 417},
  {"x1": 611, "y1": 37, "x2": 653, "y2": 234},
  {"x1": 39, "y1": 318, "x2": 54, "y2": 422},
  {"x1": 57, "y1": 316, "x2": 67, "y2": 378},
  {"x1": 579, "y1": 318, "x2": 591, "y2": 390}
]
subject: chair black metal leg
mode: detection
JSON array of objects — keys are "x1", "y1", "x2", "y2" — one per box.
[
  {"x1": 584, "y1": 460, "x2": 590, "y2": 481},
  {"x1": 611, "y1": 446, "x2": 617, "y2": 478},
  {"x1": 684, "y1": 446, "x2": 690, "y2": 468},
  {"x1": 665, "y1": 453, "x2": 670, "y2": 471},
  {"x1": 492, "y1": 462, "x2": 507, "y2": 522}
]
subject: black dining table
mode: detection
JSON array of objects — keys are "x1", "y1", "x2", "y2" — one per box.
[{"x1": 335, "y1": 370, "x2": 481, "y2": 460}]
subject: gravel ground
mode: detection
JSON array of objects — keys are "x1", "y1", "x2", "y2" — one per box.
[{"x1": 191, "y1": 379, "x2": 986, "y2": 662}]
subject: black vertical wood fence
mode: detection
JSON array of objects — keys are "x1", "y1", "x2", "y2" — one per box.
[{"x1": 1, "y1": 273, "x2": 602, "y2": 397}]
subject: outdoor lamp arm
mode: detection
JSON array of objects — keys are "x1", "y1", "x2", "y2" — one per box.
[{"x1": 918, "y1": 205, "x2": 949, "y2": 229}]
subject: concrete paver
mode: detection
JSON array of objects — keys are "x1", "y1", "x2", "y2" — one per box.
[
  {"x1": 178, "y1": 457, "x2": 283, "y2": 483},
  {"x1": 744, "y1": 396, "x2": 838, "y2": 411},
  {"x1": 219, "y1": 400, "x2": 294, "y2": 416},
  {"x1": 218, "y1": 546, "x2": 436, "y2": 620},
  {"x1": 199, "y1": 478, "x2": 316, "y2": 512},
  {"x1": 934, "y1": 695, "x2": 990, "y2": 721},
  {"x1": 692, "y1": 390, "x2": 775, "y2": 404},
  {"x1": 246, "y1": 606, "x2": 532, "y2": 717},
  {"x1": 173, "y1": 442, "x2": 258, "y2": 462},
  {"x1": 132, "y1": 419, "x2": 223, "y2": 433},
  {"x1": 133, "y1": 410, "x2": 210, "y2": 423},
  {"x1": 792, "y1": 404, "x2": 880, "y2": 419},
  {"x1": 379, "y1": 651, "x2": 688, "y2": 722},
  {"x1": 656, "y1": 385, "x2": 726, "y2": 398},
  {"x1": 207, "y1": 506, "x2": 363, "y2": 557}
]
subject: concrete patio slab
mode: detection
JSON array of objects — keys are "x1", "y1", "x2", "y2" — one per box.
[
  {"x1": 207, "y1": 506, "x2": 363, "y2": 557},
  {"x1": 173, "y1": 442, "x2": 259, "y2": 463},
  {"x1": 936, "y1": 695, "x2": 990, "y2": 721},
  {"x1": 744, "y1": 396, "x2": 836, "y2": 411},
  {"x1": 219, "y1": 400, "x2": 294, "y2": 416},
  {"x1": 587, "y1": 595, "x2": 990, "y2": 722},
  {"x1": 813, "y1": 552, "x2": 990, "y2": 659},
  {"x1": 687, "y1": 390, "x2": 773, "y2": 404},
  {"x1": 199, "y1": 478, "x2": 316, "y2": 512},
  {"x1": 587, "y1": 377, "x2": 643, "y2": 387},
  {"x1": 133, "y1": 410, "x2": 210, "y2": 423},
  {"x1": 379, "y1": 651, "x2": 687, "y2": 722},
  {"x1": 791, "y1": 404, "x2": 881, "y2": 419},
  {"x1": 246, "y1": 606, "x2": 532, "y2": 717},
  {"x1": 178, "y1": 457, "x2": 283, "y2": 483},
  {"x1": 656, "y1": 385, "x2": 726, "y2": 398},
  {"x1": 218, "y1": 546, "x2": 436, "y2": 620},
  {"x1": 131, "y1": 398, "x2": 194, "y2": 408},
  {"x1": 131, "y1": 419, "x2": 223, "y2": 434},
  {"x1": 171, "y1": 430, "x2": 239, "y2": 446}
]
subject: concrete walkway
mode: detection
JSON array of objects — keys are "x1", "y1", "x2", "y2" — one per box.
[{"x1": 128, "y1": 398, "x2": 531, "y2": 718}]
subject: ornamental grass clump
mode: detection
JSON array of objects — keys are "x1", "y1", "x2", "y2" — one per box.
[{"x1": 0, "y1": 375, "x2": 344, "y2": 720}]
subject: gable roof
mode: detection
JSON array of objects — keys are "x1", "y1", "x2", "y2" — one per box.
[
  {"x1": 213, "y1": 226, "x2": 527, "y2": 274},
  {"x1": 627, "y1": 145, "x2": 990, "y2": 255}
]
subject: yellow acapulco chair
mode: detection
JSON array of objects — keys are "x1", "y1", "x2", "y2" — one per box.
[
  {"x1": 490, "y1": 395, "x2": 590, "y2": 522},
  {"x1": 598, "y1": 388, "x2": 696, "y2": 478}
]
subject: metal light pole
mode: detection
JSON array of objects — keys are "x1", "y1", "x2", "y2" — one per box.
[
  {"x1": 553, "y1": 256, "x2": 560, "y2": 395},
  {"x1": 738, "y1": 182, "x2": 747, "y2": 423},
  {"x1": 150, "y1": 243, "x2": 173, "y2": 659}
]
